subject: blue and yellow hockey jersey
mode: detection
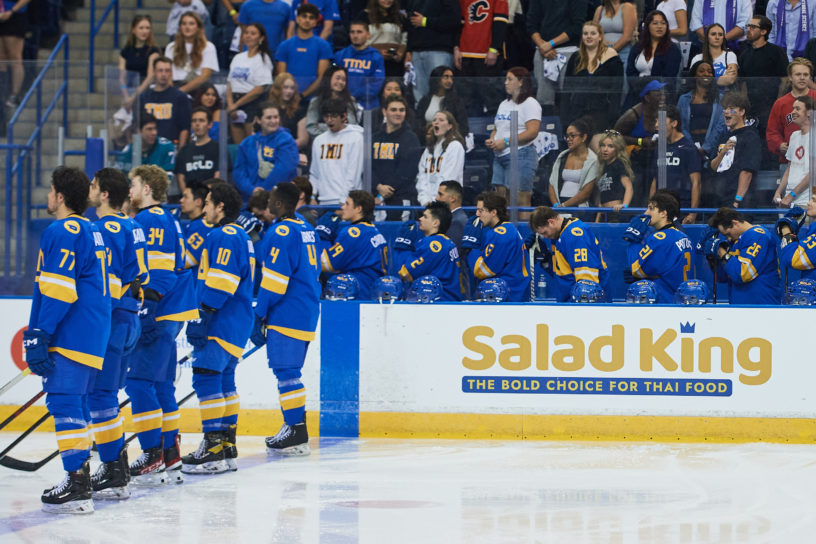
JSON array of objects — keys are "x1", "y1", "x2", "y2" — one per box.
[
  {"x1": 196, "y1": 223, "x2": 255, "y2": 357},
  {"x1": 133, "y1": 205, "x2": 198, "y2": 321},
  {"x1": 780, "y1": 223, "x2": 816, "y2": 280},
  {"x1": 551, "y1": 217, "x2": 610, "y2": 302},
  {"x1": 467, "y1": 221, "x2": 530, "y2": 302},
  {"x1": 321, "y1": 221, "x2": 388, "y2": 300},
  {"x1": 183, "y1": 216, "x2": 216, "y2": 269},
  {"x1": 627, "y1": 225, "x2": 693, "y2": 303},
  {"x1": 29, "y1": 215, "x2": 111, "y2": 369},
  {"x1": 395, "y1": 233, "x2": 462, "y2": 301},
  {"x1": 718, "y1": 225, "x2": 781, "y2": 305},
  {"x1": 257, "y1": 218, "x2": 321, "y2": 341},
  {"x1": 95, "y1": 212, "x2": 149, "y2": 311}
]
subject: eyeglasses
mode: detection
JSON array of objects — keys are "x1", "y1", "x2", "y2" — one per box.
[
  {"x1": 745, "y1": 24, "x2": 760, "y2": 29},
  {"x1": 564, "y1": 132, "x2": 581, "y2": 140}
]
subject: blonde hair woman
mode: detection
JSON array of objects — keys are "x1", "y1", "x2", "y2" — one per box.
[{"x1": 164, "y1": 11, "x2": 219, "y2": 95}]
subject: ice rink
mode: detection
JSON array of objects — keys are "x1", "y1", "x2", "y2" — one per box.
[{"x1": 1, "y1": 433, "x2": 816, "y2": 543}]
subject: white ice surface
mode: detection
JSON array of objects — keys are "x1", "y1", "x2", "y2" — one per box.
[{"x1": 1, "y1": 433, "x2": 816, "y2": 543}]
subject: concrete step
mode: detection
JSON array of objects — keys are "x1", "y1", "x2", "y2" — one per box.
[{"x1": 16, "y1": 107, "x2": 109, "y2": 123}]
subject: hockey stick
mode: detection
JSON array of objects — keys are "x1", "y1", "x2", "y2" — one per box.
[
  {"x1": 712, "y1": 265, "x2": 718, "y2": 305},
  {"x1": 0, "y1": 390, "x2": 44, "y2": 432},
  {"x1": 0, "y1": 368, "x2": 31, "y2": 398}
]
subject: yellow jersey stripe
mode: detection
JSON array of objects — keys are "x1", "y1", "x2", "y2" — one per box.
[
  {"x1": 473, "y1": 256, "x2": 495, "y2": 280},
  {"x1": 575, "y1": 267, "x2": 600, "y2": 281},
  {"x1": 793, "y1": 247, "x2": 814, "y2": 270},
  {"x1": 38, "y1": 272, "x2": 78, "y2": 303},
  {"x1": 205, "y1": 274, "x2": 240, "y2": 295},
  {"x1": 148, "y1": 251, "x2": 175, "y2": 271},
  {"x1": 211, "y1": 336, "x2": 245, "y2": 358},
  {"x1": 49, "y1": 347, "x2": 103, "y2": 370},
  {"x1": 157, "y1": 308, "x2": 200, "y2": 322},
  {"x1": 267, "y1": 325, "x2": 316, "y2": 342},
  {"x1": 737, "y1": 256, "x2": 758, "y2": 282},
  {"x1": 398, "y1": 264, "x2": 413, "y2": 283}
]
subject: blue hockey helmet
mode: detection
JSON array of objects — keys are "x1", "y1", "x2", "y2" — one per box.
[
  {"x1": 786, "y1": 278, "x2": 816, "y2": 305},
  {"x1": 374, "y1": 275, "x2": 403, "y2": 303},
  {"x1": 570, "y1": 279, "x2": 605, "y2": 303},
  {"x1": 406, "y1": 275, "x2": 442, "y2": 303},
  {"x1": 324, "y1": 274, "x2": 360, "y2": 300},
  {"x1": 477, "y1": 277, "x2": 508, "y2": 303},
  {"x1": 674, "y1": 279, "x2": 709, "y2": 305},
  {"x1": 626, "y1": 280, "x2": 658, "y2": 304}
]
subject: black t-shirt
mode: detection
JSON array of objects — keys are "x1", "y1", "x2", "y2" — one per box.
[
  {"x1": 120, "y1": 44, "x2": 162, "y2": 80},
  {"x1": 597, "y1": 159, "x2": 628, "y2": 203},
  {"x1": 651, "y1": 136, "x2": 702, "y2": 206},
  {"x1": 175, "y1": 139, "x2": 220, "y2": 183},
  {"x1": 738, "y1": 43, "x2": 789, "y2": 116},
  {"x1": 712, "y1": 125, "x2": 761, "y2": 198}
]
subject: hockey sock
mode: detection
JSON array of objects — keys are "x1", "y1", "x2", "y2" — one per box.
[
  {"x1": 273, "y1": 368, "x2": 305, "y2": 426},
  {"x1": 87, "y1": 389, "x2": 124, "y2": 463},
  {"x1": 192, "y1": 368, "x2": 225, "y2": 433},
  {"x1": 155, "y1": 380, "x2": 180, "y2": 447},
  {"x1": 46, "y1": 392, "x2": 91, "y2": 472},
  {"x1": 221, "y1": 359, "x2": 239, "y2": 429},
  {"x1": 125, "y1": 378, "x2": 162, "y2": 450}
]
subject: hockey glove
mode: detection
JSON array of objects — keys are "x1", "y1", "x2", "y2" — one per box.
[
  {"x1": 315, "y1": 212, "x2": 341, "y2": 244},
  {"x1": 236, "y1": 211, "x2": 263, "y2": 236},
  {"x1": 460, "y1": 222, "x2": 482, "y2": 251},
  {"x1": 250, "y1": 314, "x2": 267, "y2": 347},
  {"x1": 139, "y1": 296, "x2": 161, "y2": 344},
  {"x1": 694, "y1": 226, "x2": 719, "y2": 254},
  {"x1": 703, "y1": 237, "x2": 729, "y2": 259},
  {"x1": 524, "y1": 233, "x2": 552, "y2": 267},
  {"x1": 23, "y1": 328, "x2": 54, "y2": 376},
  {"x1": 393, "y1": 220, "x2": 421, "y2": 251},
  {"x1": 622, "y1": 214, "x2": 650, "y2": 244},
  {"x1": 257, "y1": 147, "x2": 274, "y2": 179},
  {"x1": 186, "y1": 306, "x2": 215, "y2": 350}
]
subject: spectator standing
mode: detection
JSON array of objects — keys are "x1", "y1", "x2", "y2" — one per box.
[
  {"x1": 626, "y1": 10, "x2": 682, "y2": 105},
  {"x1": 371, "y1": 77, "x2": 417, "y2": 126},
  {"x1": 166, "y1": 0, "x2": 212, "y2": 40},
  {"x1": 287, "y1": 0, "x2": 340, "y2": 42},
  {"x1": 0, "y1": 0, "x2": 31, "y2": 109},
  {"x1": 415, "y1": 66, "x2": 469, "y2": 140},
  {"x1": 593, "y1": 0, "x2": 636, "y2": 71},
  {"x1": 677, "y1": 60, "x2": 728, "y2": 160},
  {"x1": 165, "y1": 12, "x2": 220, "y2": 96},
  {"x1": 526, "y1": 0, "x2": 587, "y2": 113},
  {"x1": 772, "y1": 95, "x2": 815, "y2": 208},
  {"x1": 435, "y1": 179, "x2": 467, "y2": 251},
  {"x1": 767, "y1": 0, "x2": 816, "y2": 61},
  {"x1": 548, "y1": 117, "x2": 600, "y2": 208},
  {"x1": 268, "y1": 72, "x2": 310, "y2": 154},
  {"x1": 656, "y1": 0, "x2": 689, "y2": 39},
  {"x1": 275, "y1": 4, "x2": 333, "y2": 100},
  {"x1": 309, "y1": 98, "x2": 365, "y2": 205},
  {"x1": 403, "y1": 0, "x2": 462, "y2": 104},
  {"x1": 595, "y1": 129, "x2": 634, "y2": 220},
  {"x1": 226, "y1": 23, "x2": 274, "y2": 142},
  {"x1": 119, "y1": 15, "x2": 162, "y2": 112},
  {"x1": 141, "y1": 56, "x2": 192, "y2": 146},
  {"x1": 767, "y1": 58, "x2": 816, "y2": 167},
  {"x1": 356, "y1": 0, "x2": 409, "y2": 77},
  {"x1": 305, "y1": 65, "x2": 361, "y2": 139},
  {"x1": 416, "y1": 111, "x2": 466, "y2": 205},
  {"x1": 334, "y1": 21, "x2": 386, "y2": 110},
  {"x1": 237, "y1": 0, "x2": 290, "y2": 58}
]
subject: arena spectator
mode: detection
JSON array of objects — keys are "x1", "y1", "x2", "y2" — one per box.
[
  {"x1": 287, "y1": 0, "x2": 340, "y2": 42},
  {"x1": 772, "y1": 95, "x2": 815, "y2": 208},
  {"x1": 435, "y1": 179, "x2": 467, "y2": 251},
  {"x1": 0, "y1": 0, "x2": 31, "y2": 109},
  {"x1": 626, "y1": 10, "x2": 682, "y2": 105},
  {"x1": 237, "y1": 0, "x2": 290, "y2": 58},
  {"x1": 677, "y1": 60, "x2": 727, "y2": 160},
  {"x1": 194, "y1": 82, "x2": 222, "y2": 141},
  {"x1": 268, "y1": 73, "x2": 309, "y2": 156},
  {"x1": 166, "y1": 0, "x2": 212, "y2": 40},
  {"x1": 453, "y1": 0, "x2": 509, "y2": 117},
  {"x1": 114, "y1": 114, "x2": 176, "y2": 183},
  {"x1": 593, "y1": 0, "x2": 636, "y2": 69},
  {"x1": 416, "y1": 111, "x2": 466, "y2": 205},
  {"x1": 656, "y1": 0, "x2": 689, "y2": 39},
  {"x1": 234, "y1": 103, "x2": 299, "y2": 199},
  {"x1": 119, "y1": 15, "x2": 162, "y2": 112},
  {"x1": 526, "y1": 0, "x2": 587, "y2": 113},
  {"x1": 175, "y1": 107, "x2": 221, "y2": 191},
  {"x1": 485, "y1": 67, "x2": 541, "y2": 212},
  {"x1": 214, "y1": 0, "x2": 245, "y2": 69},
  {"x1": 275, "y1": 4, "x2": 332, "y2": 100},
  {"x1": 689, "y1": 0, "x2": 752, "y2": 49},
  {"x1": 371, "y1": 77, "x2": 417, "y2": 126},
  {"x1": 292, "y1": 176, "x2": 318, "y2": 225},
  {"x1": 333, "y1": 21, "x2": 386, "y2": 110},
  {"x1": 548, "y1": 117, "x2": 600, "y2": 208},
  {"x1": 767, "y1": 0, "x2": 816, "y2": 61},
  {"x1": 226, "y1": 23, "x2": 274, "y2": 142},
  {"x1": 709, "y1": 91, "x2": 762, "y2": 208},
  {"x1": 415, "y1": 66, "x2": 469, "y2": 141},
  {"x1": 164, "y1": 11, "x2": 220, "y2": 96},
  {"x1": 595, "y1": 129, "x2": 634, "y2": 220},
  {"x1": 403, "y1": 0, "x2": 462, "y2": 104},
  {"x1": 309, "y1": 98, "x2": 365, "y2": 205},
  {"x1": 562, "y1": 21, "x2": 624, "y2": 133},
  {"x1": 355, "y1": 0, "x2": 409, "y2": 77},
  {"x1": 689, "y1": 23, "x2": 738, "y2": 88},
  {"x1": 141, "y1": 56, "x2": 192, "y2": 146},
  {"x1": 305, "y1": 65, "x2": 361, "y2": 139},
  {"x1": 767, "y1": 58, "x2": 816, "y2": 166},
  {"x1": 372, "y1": 95, "x2": 422, "y2": 220}
]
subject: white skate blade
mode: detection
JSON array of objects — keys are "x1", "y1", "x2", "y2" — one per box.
[
  {"x1": 181, "y1": 460, "x2": 228, "y2": 474},
  {"x1": 266, "y1": 443, "x2": 310, "y2": 457},
  {"x1": 225, "y1": 458, "x2": 238, "y2": 471},
  {"x1": 42, "y1": 499, "x2": 94, "y2": 514},
  {"x1": 166, "y1": 468, "x2": 184, "y2": 484},
  {"x1": 92, "y1": 486, "x2": 130, "y2": 500},
  {"x1": 130, "y1": 471, "x2": 167, "y2": 487}
]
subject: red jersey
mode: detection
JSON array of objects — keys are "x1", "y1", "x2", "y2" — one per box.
[
  {"x1": 458, "y1": 0, "x2": 509, "y2": 58},
  {"x1": 766, "y1": 90, "x2": 816, "y2": 163}
]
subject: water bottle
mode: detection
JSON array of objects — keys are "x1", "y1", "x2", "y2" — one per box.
[{"x1": 535, "y1": 275, "x2": 547, "y2": 300}]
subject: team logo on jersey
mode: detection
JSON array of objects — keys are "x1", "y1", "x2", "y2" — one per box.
[
  {"x1": 571, "y1": 227, "x2": 584, "y2": 236},
  {"x1": 223, "y1": 225, "x2": 237, "y2": 235},
  {"x1": 64, "y1": 220, "x2": 80, "y2": 234},
  {"x1": 105, "y1": 221, "x2": 121, "y2": 234},
  {"x1": 348, "y1": 227, "x2": 361, "y2": 238},
  {"x1": 149, "y1": 208, "x2": 164, "y2": 215},
  {"x1": 467, "y1": 0, "x2": 490, "y2": 23},
  {"x1": 263, "y1": 146, "x2": 275, "y2": 159},
  {"x1": 275, "y1": 224, "x2": 290, "y2": 236},
  {"x1": 430, "y1": 240, "x2": 443, "y2": 253},
  {"x1": 494, "y1": 226, "x2": 506, "y2": 235}
]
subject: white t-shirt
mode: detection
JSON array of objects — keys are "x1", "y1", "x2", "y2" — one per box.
[
  {"x1": 415, "y1": 139, "x2": 465, "y2": 205},
  {"x1": 657, "y1": 0, "x2": 687, "y2": 32},
  {"x1": 689, "y1": 51, "x2": 738, "y2": 78},
  {"x1": 165, "y1": 41, "x2": 220, "y2": 82},
  {"x1": 493, "y1": 97, "x2": 542, "y2": 157},
  {"x1": 228, "y1": 51, "x2": 273, "y2": 94},
  {"x1": 785, "y1": 130, "x2": 812, "y2": 207}
]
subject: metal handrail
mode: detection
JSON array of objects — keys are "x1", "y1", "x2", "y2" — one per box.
[{"x1": 88, "y1": 0, "x2": 120, "y2": 93}]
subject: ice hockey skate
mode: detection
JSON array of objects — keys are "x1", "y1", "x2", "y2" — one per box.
[
  {"x1": 181, "y1": 431, "x2": 228, "y2": 474},
  {"x1": 91, "y1": 447, "x2": 130, "y2": 500},
  {"x1": 41, "y1": 460, "x2": 94, "y2": 514},
  {"x1": 265, "y1": 416, "x2": 310, "y2": 456},
  {"x1": 129, "y1": 446, "x2": 166, "y2": 486}
]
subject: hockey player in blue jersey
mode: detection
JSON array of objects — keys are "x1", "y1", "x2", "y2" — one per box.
[
  {"x1": 393, "y1": 202, "x2": 462, "y2": 301},
  {"x1": 623, "y1": 191, "x2": 693, "y2": 303},
  {"x1": 85, "y1": 168, "x2": 148, "y2": 500},
  {"x1": 461, "y1": 192, "x2": 529, "y2": 302},
  {"x1": 777, "y1": 195, "x2": 816, "y2": 280},
  {"x1": 127, "y1": 165, "x2": 199, "y2": 485},
  {"x1": 702, "y1": 207, "x2": 781, "y2": 304},
  {"x1": 320, "y1": 190, "x2": 388, "y2": 299},
  {"x1": 181, "y1": 180, "x2": 216, "y2": 269},
  {"x1": 528, "y1": 206, "x2": 610, "y2": 302},
  {"x1": 182, "y1": 183, "x2": 255, "y2": 474},
  {"x1": 252, "y1": 182, "x2": 321, "y2": 455},
  {"x1": 25, "y1": 167, "x2": 111, "y2": 513}
]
